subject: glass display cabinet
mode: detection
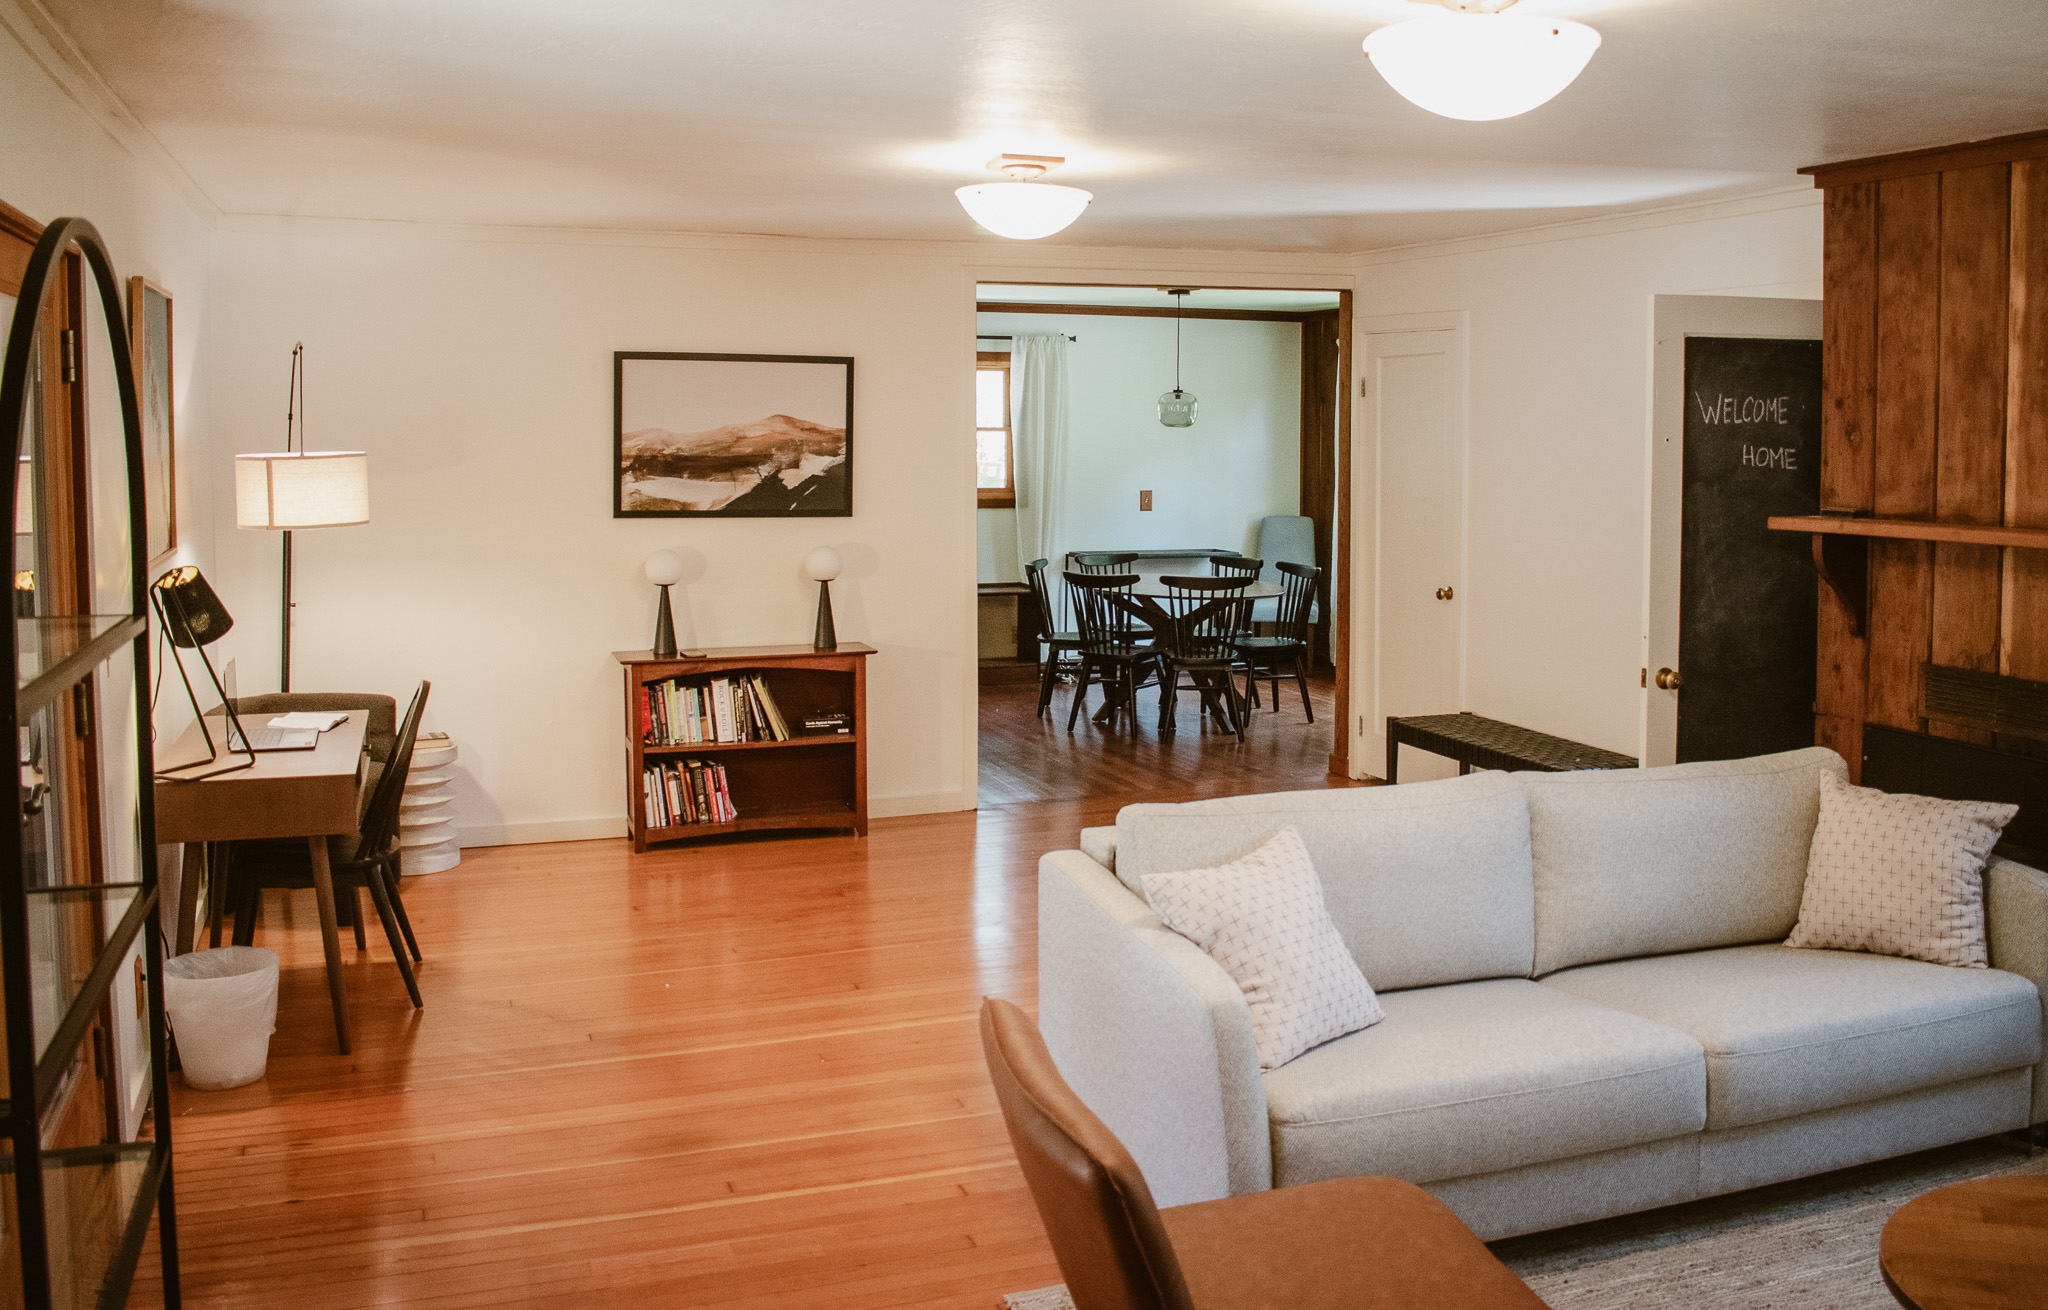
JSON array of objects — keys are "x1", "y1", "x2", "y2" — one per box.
[{"x1": 0, "y1": 215, "x2": 180, "y2": 1308}]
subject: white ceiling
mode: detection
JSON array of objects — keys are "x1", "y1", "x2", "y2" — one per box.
[
  {"x1": 30, "y1": 0, "x2": 2048, "y2": 252},
  {"x1": 979, "y1": 285, "x2": 1342, "y2": 311}
]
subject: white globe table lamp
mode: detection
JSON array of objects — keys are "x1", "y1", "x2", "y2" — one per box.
[
  {"x1": 805, "y1": 546, "x2": 842, "y2": 651},
  {"x1": 644, "y1": 549, "x2": 685, "y2": 658}
]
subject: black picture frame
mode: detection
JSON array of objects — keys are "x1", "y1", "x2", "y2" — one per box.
[{"x1": 613, "y1": 351, "x2": 854, "y2": 518}]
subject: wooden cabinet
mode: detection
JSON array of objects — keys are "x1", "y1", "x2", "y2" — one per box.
[{"x1": 614, "y1": 644, "x2": 872, "y2": 852}]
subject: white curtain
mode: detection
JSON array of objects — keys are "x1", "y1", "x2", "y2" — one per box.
[{"x1": 1010, "y1": 331, "x2": 1070, "y2": 584}]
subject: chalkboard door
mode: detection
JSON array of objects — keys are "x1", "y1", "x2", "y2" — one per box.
[{"x1": 1676, "y1": 337, "x2": 1821, "y2": 763}]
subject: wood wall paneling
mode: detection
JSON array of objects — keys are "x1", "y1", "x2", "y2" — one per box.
[
  {"x1": 1299, "y1": 309, "x2": 1339, "y2": 671},
  {"x1": 1813, "y1": 135, "x2": 2048, "y2": 776},
  {"x1": 1817, "y1": 183, "x2": 1877, "y2": 773},
  {"x1": 1930, "y1": 166, "x2": 2012, "y2": 742}
]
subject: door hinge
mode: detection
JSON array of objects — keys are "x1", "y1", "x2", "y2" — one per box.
[
  {"x1": 1358, "y1": 377, "x2": 1369, "y2": 398},
  {"x1": 1640, "y1": 667, "x2": 1647, "y2": 689},
  {"x1": 61, "y1": 328, "x2": 78, "y2": 384},
  {"x1": 1359, "y1": 714, "x2": 1366, "y2": 736},
  {"x1": 73, "y1": 686, "x2": 93, "y2": 740}
]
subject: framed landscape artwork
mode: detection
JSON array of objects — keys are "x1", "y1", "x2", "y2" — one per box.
[
  {"x1": 614, "y1": 352, "x2": 854, "y2": 517},
  {"x1": 127, "y1": 276, "x2": 175, "y2": 563}
]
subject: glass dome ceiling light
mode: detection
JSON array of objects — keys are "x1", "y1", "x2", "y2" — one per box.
[
  {"x1": 1363, "y1": 0, "x2": 1601, "y2": 122},
  {"x1": 956, "y1": 155, "x2": 1093, "y2": 240}
]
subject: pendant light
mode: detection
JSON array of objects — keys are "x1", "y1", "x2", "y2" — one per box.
[
  {"x1": 1363, "y1": 0, "x2": 1600, "y2": 122},
  {"x1": 956, "y1": 154, "x2": 1093, "y2": 240},
  {"x1": 1158, "y1": 290, "x2": 1198, "y2": 428}
]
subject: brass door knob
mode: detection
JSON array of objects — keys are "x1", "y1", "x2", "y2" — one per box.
[
  {"x1": 1655, "y1": 667, "x2": 1682, "y2": 691},
  {"x1": 1435, "y1": 586, "x2": 1454, "y2": 601}
]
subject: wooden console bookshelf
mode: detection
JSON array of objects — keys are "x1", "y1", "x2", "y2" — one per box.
[{"x1": 615, "y1": 643, "x2": 873, "y2": 851}]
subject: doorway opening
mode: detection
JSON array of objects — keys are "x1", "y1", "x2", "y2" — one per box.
[{"x1": 971, "y1": 281, "x2": 1355, "y2": 807}]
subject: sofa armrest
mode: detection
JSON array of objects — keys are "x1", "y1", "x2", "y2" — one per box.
[
  {"x1": 1037, "y1": 849, "x2": 1269, "y2": 1204},
  {"x1": 1078, "y1": 826, "x2": 1117, "y2": 871},
  {"x1": 1987, "y1": 855, "x2": 2048, "y2": 1126}
]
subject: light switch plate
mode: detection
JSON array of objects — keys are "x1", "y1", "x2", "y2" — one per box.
[{"x1": 1139, "y1": 490, "x2": 1153, "y2": 511}]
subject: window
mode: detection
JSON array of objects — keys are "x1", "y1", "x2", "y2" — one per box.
[{"x1": 975, "y1": 351, "x2": 1015, "y2": 508}]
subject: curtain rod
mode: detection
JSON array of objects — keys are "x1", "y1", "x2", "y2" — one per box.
[{"x1": 976, "y1": 333, "x2": 1078, "y2": 342}]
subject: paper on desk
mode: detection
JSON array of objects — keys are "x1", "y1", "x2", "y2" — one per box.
[{"x1": 268, "y1": 711, "x2": 349, "y2": 731}]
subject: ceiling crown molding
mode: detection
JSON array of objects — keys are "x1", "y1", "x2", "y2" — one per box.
[{"x1": 0, "y1": 0, "x2": 222, "y2": 223}]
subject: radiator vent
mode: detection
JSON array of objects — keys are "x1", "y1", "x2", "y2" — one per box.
[{"x1": 1919, "y1": 663, "x2": 2048, "y2": 744}]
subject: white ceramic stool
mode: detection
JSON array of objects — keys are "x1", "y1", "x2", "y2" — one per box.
[{"x1": 401, "y1": 733, "x2": 461, "y2": 875}]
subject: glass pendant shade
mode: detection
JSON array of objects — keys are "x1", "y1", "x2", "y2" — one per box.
[
  {"x1": 1158, "y1": 389, "x2": 1198, "y2": 428},
  {"x1": 1363, "y1": 12, "x2": 1600, "y2": 121},
  {"x1": 955, "y1": 181, "x2": 1093, "y2": 240}
]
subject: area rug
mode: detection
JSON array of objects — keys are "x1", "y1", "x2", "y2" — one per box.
[{"x1": 1002, "y1": 1136, "x2": 2046, "y2": 1309}]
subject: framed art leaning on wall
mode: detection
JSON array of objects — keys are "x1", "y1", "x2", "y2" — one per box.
[
  {"x1": 128, "y1": 275, "x2": 176, "y2": 563},
  {"x1": 614, "y1": 351, "x2": 854, "y2": 517}
]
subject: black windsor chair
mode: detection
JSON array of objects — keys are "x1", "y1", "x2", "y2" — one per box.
[
  {"x1": 1064, "y1": 572, "x2": 1162, "y2": 735},
  {"x1": 1210, "y1": 555, "x2": 1262, "y2": 580},
  {"x1": 1025, "y1": 558, "x2": 1086, "y2": 719},
  {"x1": 1155, "y1": 576, "x2": 1252, "y2": 741},
  {"x1": 1235, "y1": 561, "x2": 1321, "y2": 721}
]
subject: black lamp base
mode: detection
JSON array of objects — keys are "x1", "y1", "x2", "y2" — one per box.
[
  {"x1": 652, "y1": 584, "x2": 678, "y2": 658},
  {"x1": 813, "y1": 580, "x2": 837, "y2": 651}
]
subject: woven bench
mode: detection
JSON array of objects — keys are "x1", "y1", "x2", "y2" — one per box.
[{"x1": 1386, "y1": 711, "x2": 1637, "y2": 783}]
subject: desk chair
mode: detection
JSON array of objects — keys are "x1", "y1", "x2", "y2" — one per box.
[
  {"x1": 217, "y1": 692, "x2": 399, "y2": 948},
  {"x1": 1066, "y1": 572, "x2": 1160, "y2": 735},
  {"x1": 1235, "y1": 561, "x2": 1320, "y2": 721},
  {"x1": 978, "y1": 998, "x2": 1550, "y2": 1310},
  {"x1": 1026, "y1": 559, "x2": 1086, "y2": 719},
  {"x1": 228, "y1": 682, "x2": 430, "y2": 1008}
]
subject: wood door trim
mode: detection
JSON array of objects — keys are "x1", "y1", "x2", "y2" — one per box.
[
  {"x1": 1801, "y1": 128, "x2": 2048, "y2": 189},
  {"x1": 977, "y1": 301, "x2": 1322, "y2": 323}
]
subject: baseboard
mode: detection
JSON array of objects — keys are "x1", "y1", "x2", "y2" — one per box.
[{"x1": 455, "y1": 790, "x2": 976, "y2": 848}]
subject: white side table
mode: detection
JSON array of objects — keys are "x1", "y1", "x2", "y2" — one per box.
[{"x1": 401, "y1": 732, "x2": 461, "y2": 875}]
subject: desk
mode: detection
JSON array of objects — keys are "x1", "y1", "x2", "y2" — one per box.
[{"x1": 155, "y1": 713, "x2": 367, "y2": 1052}]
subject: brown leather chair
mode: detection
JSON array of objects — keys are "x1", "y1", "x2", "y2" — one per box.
[{"x1": 978, "y1": 998, "x2": 1550, "y2": 1310}]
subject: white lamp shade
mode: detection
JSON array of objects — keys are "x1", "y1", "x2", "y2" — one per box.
[
  {"x1": 803, "y1": 546, "x2": 842, "y2": 582},
  {"x1": 955, "y1": 181, "x2": 1093, "y2": 240},
  {"x1": 644, "y1": 549, "x2": 685, "y2": 586},
  {"x1": 235, "y1": 451, "x2": 370, "y2": 529},
  {"x1": 1363, "y1": 13, "x2": 1600, "y2": 121}
]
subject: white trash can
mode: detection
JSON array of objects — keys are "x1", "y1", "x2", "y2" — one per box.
[{"x1": 163, "y1": 946, "x2": 280, "y2": 1090}]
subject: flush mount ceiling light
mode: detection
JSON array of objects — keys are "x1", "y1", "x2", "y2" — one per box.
[
  {"x1": 955, "y1": 154, "x2": 1093, "y2": 240},
  {"x1": 1363, "y1": 0, "x2": 1600, "y2": 122}
]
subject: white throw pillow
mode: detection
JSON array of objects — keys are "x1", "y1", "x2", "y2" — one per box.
[
  {"x1": 1140, "y1": 826, "x2": 1384, "y2": 1069},
  {"x1": 1786, "y1": 771, "x2": 2017, "y2": 968}
]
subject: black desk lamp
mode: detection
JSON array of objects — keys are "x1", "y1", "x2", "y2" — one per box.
[{"x1": 151, "y1": 566, "x2": 256, "y2": 779}]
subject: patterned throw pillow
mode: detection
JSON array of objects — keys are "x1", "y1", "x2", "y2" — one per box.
[
  {"x1": 1786, "y1": 771, "x2": 2017, "y2": 968},
  {"x1": 1141, "y1": 826, "x2": 1384, "y2": 1069}
]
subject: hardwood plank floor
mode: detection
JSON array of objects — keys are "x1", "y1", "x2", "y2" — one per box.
[
  {"x1": 978, "y1": 669, "x2": 1350, "y2": 805},
  {"x1": 132, "y1": 689, "x2": 1359, "y2": 1308}
]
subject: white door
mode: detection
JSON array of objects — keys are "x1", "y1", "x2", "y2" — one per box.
[
  {"x1": 1354, "y1": 325, "x2": 1464, "y2": 781},
  {"x1": 1645, "y1": 296, "x2": 1823, "y2": 766}
]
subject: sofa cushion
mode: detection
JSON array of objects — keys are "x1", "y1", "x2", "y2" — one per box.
[
  {"x1": 1262, "y1": 978, "x2": 1705, "y2": 1187},
  {"x1": 1540, "y1": 943, "x2": 2042, "y2": 1130},
  {"x1": 1113, "y1": 774, "x2": 1534, "y2": 991},
  {"x1": 1521, "y1": 747, "x2": 1845, "y2": 975},
  {"x1": 1786, "y1": 771, "x2": 2016, "y2": 968}
]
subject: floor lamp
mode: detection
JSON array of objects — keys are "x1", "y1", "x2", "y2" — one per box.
[{"x1": 234, "y1": 345, "x2": 370, "y2": 691}]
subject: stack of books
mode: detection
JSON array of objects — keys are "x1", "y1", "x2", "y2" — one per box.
[
  {"x1": 642, "y1": 673, "x2": 792, "y2": 745},
  {"x1": 643, "y1": 758, "x2": 736, "y2": 828}
]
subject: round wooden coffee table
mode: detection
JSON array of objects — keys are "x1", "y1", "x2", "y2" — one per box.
[{"x1": 1880, "y1": 1174, "x2": 2048, "y2": 1308}]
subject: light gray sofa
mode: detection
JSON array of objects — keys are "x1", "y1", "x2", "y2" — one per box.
[{"x1": 1038, "y1": 747, "x2": 2048, "y2": 1241}]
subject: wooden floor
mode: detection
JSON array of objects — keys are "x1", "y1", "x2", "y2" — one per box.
[
  {"x1": 132, "y1": 691, "x2": 1360, "y2": 1309},
  {"x1": 977, "y1": 668, "x2": 1349, "y2": 805}
]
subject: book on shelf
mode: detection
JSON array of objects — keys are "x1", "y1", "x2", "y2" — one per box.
[
  {"x1": 640, "y1": 673, "x2": 794, "y2": 746},
  {"x1": 800, "y1": 711, "x2": 854, "y2": 735},
  {"x1": 642, "y1": 757, "x2": 737, "y2": 828}
]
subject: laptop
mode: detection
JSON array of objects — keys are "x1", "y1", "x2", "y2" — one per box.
[{"x1": 217, "y1": 659, "x2": 319, "y2": 752}]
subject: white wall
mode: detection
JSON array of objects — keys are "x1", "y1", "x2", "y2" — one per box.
[
  {"x1": 193, "y1": 219, "x2": 1350, "y2": 843},
  {"x1": 1350, "y1": 189, "x2": 1824, "y2": 766},
  {"x1": 975, "y1": 312, "x2": 1301, "y2": 584}
]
